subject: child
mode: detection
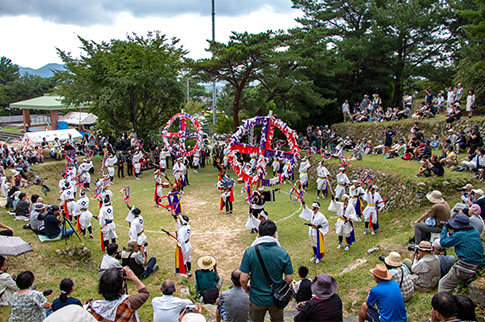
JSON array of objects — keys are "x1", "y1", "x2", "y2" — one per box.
[{"x1": 293, "y1": 266, "x2": 312, "y2": 306}]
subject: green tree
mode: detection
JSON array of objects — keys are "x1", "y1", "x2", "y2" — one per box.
[
  {"x1": 56, "y1": 32, "x2": 186, "y2": 138},
  {"x1": 192, "y1": 31, "x2": 281, "y2": 128}
]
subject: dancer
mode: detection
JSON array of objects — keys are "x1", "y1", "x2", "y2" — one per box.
[
  {"x1": 104, "y1": 153, "x2": 118, "y2": 182},
  {"x1": 334, "y1": 167, "x2": 350, "y2": 201},
  {"x1": 172, "y1": 210, "x2": 192, "y2": 276},
  {"x1": 363, "y1": 185, "x2": 384, "y2": 235},
  {"x1": 299, "y1": 157, "x2": 311, "y2": 191},
  {"x1": 159, "y1": 147, "x2": 170, "y2": 173},
  {"x1": 154, "y1": 169, "x2": 169, "y2": 207},
  {"x1": 128, "y1": 207, "x2": 146, "y2": 248},
  {"x1": 98, "y1": 195, "x2": 117, "y2": 250},
  {"x1": 78, "y1": 190, "x2": 94, "y2": 238},
  {"x1": 78, "y1": 158, "x2": 92, "y2": 190},
  {"x1": 193, "y1": 150, "x2": 200, "y2": 173},
  {"x1": 216, "y1": 174, "x2": 235, "y2": 214},
  {"x1": 349, "y1": 180, "x2": 365, "y2": 219},
  {"x1": 133, "y1": 147, "x2": 144, "y2": 180},
  {"x1": 173, "y1": 158, "x2": 186, "y2": 194},
  {"x1": 245, "y1": 186, "x2": 279, "y2": 233},
  {"x1": 167, "y1": 183, "x2": 183, "y2": 214},
  {"x1": 299, "y1": 199, "x2": 329, "y2": 264},
  {"x1": 316, "y1": 160, "x2": 331, "y2": 199},
  {"x1": 272, "y1": 158, "x2": 281, "y2": 176},
  {"x1": 329, "y1": 194, "x2": 358, "y2": 250}
]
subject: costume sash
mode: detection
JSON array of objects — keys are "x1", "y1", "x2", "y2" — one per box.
[
  {"x1": 316, "y1": 230, "x2": 325, "y2": 260},
  {"x1": 175, "y1": 245, "x2": 186, "y2": 274},
  {"x1": 369, "y1": 212, "x2": 379, "y2": 230},
  {"x1": 349, "y1": 222, "x2": 356, "y2": 245}
]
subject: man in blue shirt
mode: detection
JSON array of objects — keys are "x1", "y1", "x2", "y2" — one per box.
[
  {"x1": 240, "y1": 220, "x2": 293, "y2": 322},
  {"x1": 44, "y1": 206, "x2": 74, "y2": 239},
  {"x1": 438, "y1": 213, "x2": 484, "y2": 292},
  {"x1": 358, "y1": 264, "x2": 407, "y2": 322}
]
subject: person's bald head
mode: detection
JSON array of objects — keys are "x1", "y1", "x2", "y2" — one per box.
[
  {"x1": 231, "y1": 269, "x2": 242, "y2": 287},
  {"x1": 161, "y1": 280, "x2": 175, "y2": 295}
]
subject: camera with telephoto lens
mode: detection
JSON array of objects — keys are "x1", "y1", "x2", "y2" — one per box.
[
  {"x1": 378, "y1": 255, "x2": 386, "y2": 262},
  {"x1": 185, "y1": 305, "x2": 198, "y2": 313},
  {"x1": 408, "y1": 244, "x2": 416, "y2": 252}
]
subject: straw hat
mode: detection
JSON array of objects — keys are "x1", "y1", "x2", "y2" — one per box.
[
  {"x1": 426, "y1": 190, "x2": 444, "y2": 204},
  {"x1": 311, "y1": 273, "x2": 338, "y2": 298},
  {"x1": 416, "y1": 241, "x2": 433, "y2": 252},
  {"x1": 384, "y1": 252, "x2": 403, "y2": 267},
  {"x1": 369, "y1": 264, "x2": 392, "y2": 280},
  {"x1": 197, "y1": 255, "x2": 217, "y2": 270},
  {"x1": 461, "y1": 183, "x2": 473, "y2": 190}
]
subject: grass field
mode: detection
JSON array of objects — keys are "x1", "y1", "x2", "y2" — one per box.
[{"x1": 0, "y1": 156, "x2": 482, "y2": 321}]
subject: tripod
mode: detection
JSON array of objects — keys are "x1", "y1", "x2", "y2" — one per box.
[{"x1": 61, "y1": 214, "x2": 82, "y2": 244}]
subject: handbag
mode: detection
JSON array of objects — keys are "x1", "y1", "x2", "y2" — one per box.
[
  {"x1": 195, "y1": 270, "x2": 219, "y2": 304},
  {"x1": 255, "y1": 245, "x2": 293, "y2": 309}
]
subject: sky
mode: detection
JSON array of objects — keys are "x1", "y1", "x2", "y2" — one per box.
[{"x1": 0, "y1": 0, "x2": 302, "y2": 69}]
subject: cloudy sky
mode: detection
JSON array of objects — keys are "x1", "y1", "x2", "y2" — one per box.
[{"x1": 0, "y1": 0, "x2": 302, "y2": 69}]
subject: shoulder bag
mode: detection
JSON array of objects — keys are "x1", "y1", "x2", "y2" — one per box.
[{"x1": 255, "y1": 245, "x2": 293, "y2": 309}]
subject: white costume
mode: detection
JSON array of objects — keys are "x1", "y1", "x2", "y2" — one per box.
[
  {"x1": 363, "y1": 188, "x2": 384, "y2": 233},
  {"x1": 173, "y1": 162, "x2": 186, "y2": 181},
  {"x1": 272, "y1": 159, "x2": 280, "y2": 174},
  {"x1": 348, "y1": 185, "x2": 365, "y2": 209},
  {"x1": 133, "y1": 150, "x2": 143, "y2": 176},
  {"x1": 176, "y1": 217, "x2": 192, "y2": 265},
  {"x1": 99, "y1": 204, "x2": 117, "y2": 241},
  {"x1": 299, "y1": 205, "x2": 329, "y2": 247},
  {"x1": 60, "y1": 189, "x2": 76, "y2": 218},
  {"x1": 316, "y1": 165, "x2": 330, "y2": 192},
  {"x1": 299, "y1": 159, "x2": 311, "y2": 187},
  {"x1": 154, "y1": 175, "x2": 164, "y2": 203},
  {"x1": 334, "y1": 171, "x2": 350, "y2": 199},
  {"x1": 78, "y1": 195, "x2": 93, "y2": 229},
  {"x1": 193, "y1": 151, "x2": 200, "y2": 172},
  {"x1": 129, "y1": 215, "x2": 146, "y2": 246},
  {"x1": 159, "y1": 150, "x2": 170, "y2": 172},
  {"x1": 328, "y1": 200, "x2": 358, "y2": 237},
  {"x1": 105, "y1": 156, "x2": 118, "y2": 178}
]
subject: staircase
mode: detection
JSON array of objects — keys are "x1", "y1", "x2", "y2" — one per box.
[{"x1": 0, "y1": 130, "x2": 23, "y2": 143}]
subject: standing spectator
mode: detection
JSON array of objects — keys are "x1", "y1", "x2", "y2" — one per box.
[
  {"x1": 425, "y1": 87, "x2": 434, "y2": 105},
  {"x1": 413, "y1": 191, "x2": 450, "y2": 244},
  {"x1": 436, "y1": 92, "x2": 445, "y2": 112},
  {"x1": 358, "y1": 265, "x2": 407, "y2": 322},
  {"x1": 294, "y1": 273, "x2": 343, "y2": 322},
  {"x1": 455, "y1": 83, "x2": 464, "y2": 103},
  {"x1": 152, "y1": 280, "x2": 193, "y2": 322},
  {"x1": 446, "y1": 87, "x2": 455, "y2": 109},
  {"x1": 8, "y1": 271, "x2": 51, "y2": 322},
  {"x1": 438, "y1": 214, "x2": 485, "y2": 293},
  {"x1": 89, "y1": 267, "x2": 150, "y2": 321},
  {"x1": 342, "y1": 100, "x2": 351, "y2": 122},
  {"x1": 0, "y1": 255, "x2": 18, "y2": 306},
  {"x1": 383, "y1": 126, "x2": 395, "y2": 157},
  {"x1": 51, "y1": 278, "x2": 82, "y2": 312},
  {"x1": 360, "y1": 95, "x2": 371, "y2": 112},
  {"x1": 466, "y1": 89, "x2": 476, "y2": 118},
  {"x1": 216, "y1": 269, "x2": 249, "y2": 322},
  {"x1": 240, "y1": 220, "x2": 294, "y2": 322}
]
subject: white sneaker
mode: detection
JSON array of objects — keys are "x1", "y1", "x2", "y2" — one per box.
[
  {"x1": 317, "y1": 196, "x2": 320, "y2": 199},
  {"x1": 363, "y1": 229, "x2": 368, "y2": 235},
  {"x1": 181, "y1": 191, "x2": 184, "y2": 194},
  {"x1": 315, "y1": 258, "x2": 321, "y2": 264},
  {"x1": 371, "y1": 230, "x2": 375, "y2": 235},
  {"x1": 310, "y1": 256, "x2": 316, "y2": 262},
  {"x1": 337, "y1": 243, "x2": 342, "y2": 249},
  {"x1": 135, "y1": 177, "x2": 140, "y2": 180},
  {"x1": 344, "y1": 245, "x2": 350, "y2": 251}
]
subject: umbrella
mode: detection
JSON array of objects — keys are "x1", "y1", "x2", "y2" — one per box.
[{"x1": 0, "y1": 236, "x2": 32, "y2": 257}]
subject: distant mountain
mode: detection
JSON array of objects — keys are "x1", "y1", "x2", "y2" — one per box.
[{"x1": 18, "y1": 63, "x2": 65, "y2": 78}]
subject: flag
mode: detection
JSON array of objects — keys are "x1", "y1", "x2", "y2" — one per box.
[
  {"x1": 175, "y1": 245, "x2": 186, "y2": 274},
  {"x1": 316, "y1": 230, "x2": 325, "y2": 260},
  {"x1": 349, "y1": 222, "x2": 356, "y2": 245}
]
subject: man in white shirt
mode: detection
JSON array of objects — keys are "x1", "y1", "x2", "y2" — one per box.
[
  {"x1": 342, "y1": 100, "x2": 351, "y2": 121},
  {"x1": 152, "y1": 280, "x2": 192, "y2": 322},
  {"x1": 97, "y1": 243, "x2": 122, "y2": 279}
]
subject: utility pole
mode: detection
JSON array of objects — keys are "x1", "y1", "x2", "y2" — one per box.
[{"x1": 211, "y1": 0, "x2": 217, "y2": 125}]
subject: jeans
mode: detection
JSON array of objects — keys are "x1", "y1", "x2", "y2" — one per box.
[
  {"x1": 141, "y1": 257, "x2": 157, "y2": 278},
  {"x1": 61, "y1": 228, "x2": 74, "y2": 238}
]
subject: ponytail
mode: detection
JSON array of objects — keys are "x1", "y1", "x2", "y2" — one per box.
[{"x1": 59, "y1": 278, "x2": 74, "y2": 302}]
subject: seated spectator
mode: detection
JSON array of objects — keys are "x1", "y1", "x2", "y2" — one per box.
[
  {"x1": 44, "y1": 304, "x2": 97, "y2": 322},
  {"x1": 88, "y1": 267, "x2": 149, "y2": 321},
  {"x1": 406, "y1": 241, "x2": 441, "y2": 292},
  {"x1": 152, "y1": 280, "x2": 193, "y2": 322},
  {"x1": 468, "y1": 204, "x2": 483, "y2": 234},
  {"x1": 428, "y1": 155, "x2": 445, "y2": 177},
  {"x1": 430, "y1": 135, "x2": 440, "y2": 149},
  {"x1": 432, "y1": 239, "x2": 455, "y2": 278},
  {"x1": 178, "y1": 303, "x2": 206, "y2": 322},
  {"x1": 466, "y1": 125, "x2": 482, "y2": 155},
  {"x1": 29, "y1": 203, "x2": 47, "y2": 235},
  {"x1": 294, "y1": 273, "x2": 343, "y2": 322},
  {"x1": 439, "y1": 146, "x2": 457, "y2": 168},
  {"x1": 454, "y1": 294, "x2": 477, "y2": 321},
  {"x1": 417, "y1": 159, "x2": 432, "y2": 177},
  {"x1": 195, "y1": 255, "x2": 222, "y2": 304},
  {"x1": 472, "y1": 188, "x2": 485, "y2": 218},
  {"x1": 457, "y1": 147, "x2": 485, "y2": 172},
  {"x1": 0, "y1": 222, "x2": 13, "y2": 236},
  {"x1": 44, "y1": 205, "x2": 74, "y2": 239},
  {"x1": 415, "y1": 140, "x2": 431, "y2": 160},
  {"x1": 11, "y1": 192, "x2": 30, "y2": 220},
  {"x1": 429, "y1": 292, "x2": 458, "y2": 322},
  {"x1": 216, "y1": 269, "x2": 249, "y2": 322},
  {"x1": 438, "y1": 214, "x2": 485, "y2": 293},
  {"x1": 382, "y1": 252, "x2": 414, "y2": 302},
  {"x1": 413, "y1": 191, "x2": 450, "y2": 244},
  {"x1": 98, "y1": 243, "x2": 122, "y2": 279},
  {"x1": 0, "y1": 255, "x2": 18, "y2": 306},
  {"x1": 121, "y1": 239, "x2": 158, "y2": 279},
  {"x1": 358, "y1": 265, "x2": 406, "y2": 322},
  {"x1": 294, "y1": 266, "x2": 312, "y2": 304},
  {"x1": 450, "y1": 183, "x2": 476, "y2": 216},
  {"x1": 385, "y1": 139, "x2": 406, "y2": 159},
  {"x1": 454, "y1": 131, "x2": 467, "y2": 153},
  {"x1": 8, "y1": 271, "x2": 51, "y2": 322},
  {"x1": 51, "y1": 278, "x2": 82, "y2": 312}
]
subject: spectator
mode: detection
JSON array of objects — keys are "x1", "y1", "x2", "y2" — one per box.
[
  {"x1": 428, "y1": 155, "x2": 445, "y2": 177},
  {"x1": 468, "y1": 204, "x2": 483, "y2": 234},
  {"x1": 382, "y1": 252, "x2": 414, "y2": 302},
  {"x1": 438, "y1": 214, "x2": 485, "y2": 292},
  {"x1": 383, "y1": 126, "x2": 395, "y2": 157},
  {"x1": 152, "y1": 280, "x2": 192, "y2": 322},
  {"x1": 89, "y1": 267, "x2": 150, "y2": 321},
  {"x1": 455, "y1": 295, "x2": 477, "y2": 321},
  {"x1": 428, "y1": 292, "x2": 459, "y2": 322},
  {"x1": 0, "y1": 222, "x2": 13, "y2": 236},
  {"x1": 432, "y1": 239, "x2": 456, "y2": 278},
  {"x1": 446, "y1": 87, "x2": 455, "y2": 109},
  {"x1": 0, "y1": 255, "x2": 18, "y2": 306},
  {"x1": 294, "y1": 266, "x2": 312, "y2": 304},
  {"x1": 121, "y1": 239, "x2": 158, "y2": 279},
  {"x1": 358, "y1": 264, "x2": 407, "y2": 322},
  {"x1": 406, "y1": 241, "x2": 441, "y2": 292},
  {"x1": 240, "y1": 220, "x2": 294, "y2": 322},
  {"x1": 294, "y1": 273, "x2": 343, "y2": 322},
  {"x1": 12, "y1": 192, "x2": 30, "y2": 220},
  {"x1": 445, "y1": 103, "x2": 462, "y2": 129},
  {"x1": 44, "y1": 304, "x2": 97, "y2": 322},
  {"x1": 436, "y1": 92, "x2": 445, "y2": 112},
  {"x1": 195, "y1": 255, "x2": 222, "y2": 304},
  {"x1": 455, "y1": 83, "x2": 464, "y2": 103},
  {"x1": 29, "y1": 203, "x2": 47, "y2": 235},
  {"x1": 44, "y1": 205, "x2": 74, "y2": 239},
  {"x1": 425, "y1": 86, "x2": 434, "y2": 105},
  {"x1": 98, "y1": 243, "x2": 122, "y2": 279},
  {"x1": 342, "y1": 100, "x2": 351, "y2": 122},
  {"x1": 413, "y1": 191, "x2": 450, "y2": 244},
  {"x1": 458, "y1": 147, "x2": 485, "y2": 172},
  {"x1": 439, "y1": 146, "x2": 457, "y2": 168},
  {"x1": 472, "y1": 188, "x2": 485, "y2": 218},
  {"x1": 216, "y1": 269, "x2": 249, "y2": 322},
  {"x1": 51, "y1": 278, "x2": 82, "y2": 312},
  {"x1": 450, "y1": 183, "x2": 476, "y2": 215},
  {"x1": 8, "y1": 271, "x2": 51, "y2": 322},
  {"x1": 467, "y1": 125, "x2": 482, "y2": 155},
  {"x1": 466, "y1": 89, "x2": 476, "y2": 118},
  {"x1": 179, "y1": 302, "x2": 206, "y2": 322}
]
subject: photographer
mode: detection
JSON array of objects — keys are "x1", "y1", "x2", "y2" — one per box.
[
  {"x1": 450, "y1": 184, "x2": 476, "y2": 215},
  {"x1": 98, "y1": 243, "x2": 122, "y2": 280},
  {"x1": 405, "y1": 241, "x2": 441, "y2": 292},
  {"x1": 380, "y1": 252, "x2": 414, "y2": 302},
  {"x1": 88, "y1": 267, "x2": 149, "y2": 321},
  {"x1": 44, "y1": 205, "x2": 74, "y2": 239},
  {"x1": 121, "y1": 239, "x2": 158, "y2": 279},
  {"x1": 438, "y1": 214, "x2": 485, "y2": 293}
]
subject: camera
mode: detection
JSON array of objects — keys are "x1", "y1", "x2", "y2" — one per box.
[
  {"x1": 378, "y1": 255, "x2": 386, "y2": 262},
  {"x1": 408, "y1": 244, "x2": 416, "y2": 252},
  {"x1": 185, "y1": 305, "x2": 198, "y2": 313}
]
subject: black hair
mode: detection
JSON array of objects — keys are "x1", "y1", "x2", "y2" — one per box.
[
  {"x1": 454, "y1": 295, "x2": 476, "y2": 321},
  {"x1": 182, "y1": 215, "x2": 189, "y2": 223},
  {"x1": 231, "y1": 270, "x2": 242, "y2": 287},
  {"x1": 59, "y1": 278, "x2": 74, "y2": 302},
  {"x1": 258, "y1": 220, "x2": 277, "y2": 237},
  {"x1": 161, "y1": 280, "x2": 175, "y2": 295},
  {"x1": 133, "y1": 208, "x2": 141, "y2": 216},
  {"x1": 99, "y1": 268, "x2": 124, "y2": 301},
  {"x1": 0, "y1": 255, "x2": 5, "y2": 268},
  {"x1": 431, "y1": 292, "x2": 457, "y2": 319},
  {"x1": 16, "y1": 271, "x2": 34, "y2": 290},
  {"x1": 104, "y1": 195, "x2": 110, "y2": 204},
  {"x1": 18, "y1": 192, "x2": 26, "y2": 200},
  {"x1": 31, "y1": 194, "x2": 40, "y2": 203},
  {"x1": 106, "y1": 243, "x2": 118, "y2": 256},
  {"x1": 298, "y1": 266, "x2": 309, "y2": 278}
]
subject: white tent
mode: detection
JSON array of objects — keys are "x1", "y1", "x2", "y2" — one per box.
[
  {"x1": 58, "y1": 112, "x2": 98, "y2": 125},
  {"x1": 23, "y1": 129, "x2": 83, "y2": 143}
]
